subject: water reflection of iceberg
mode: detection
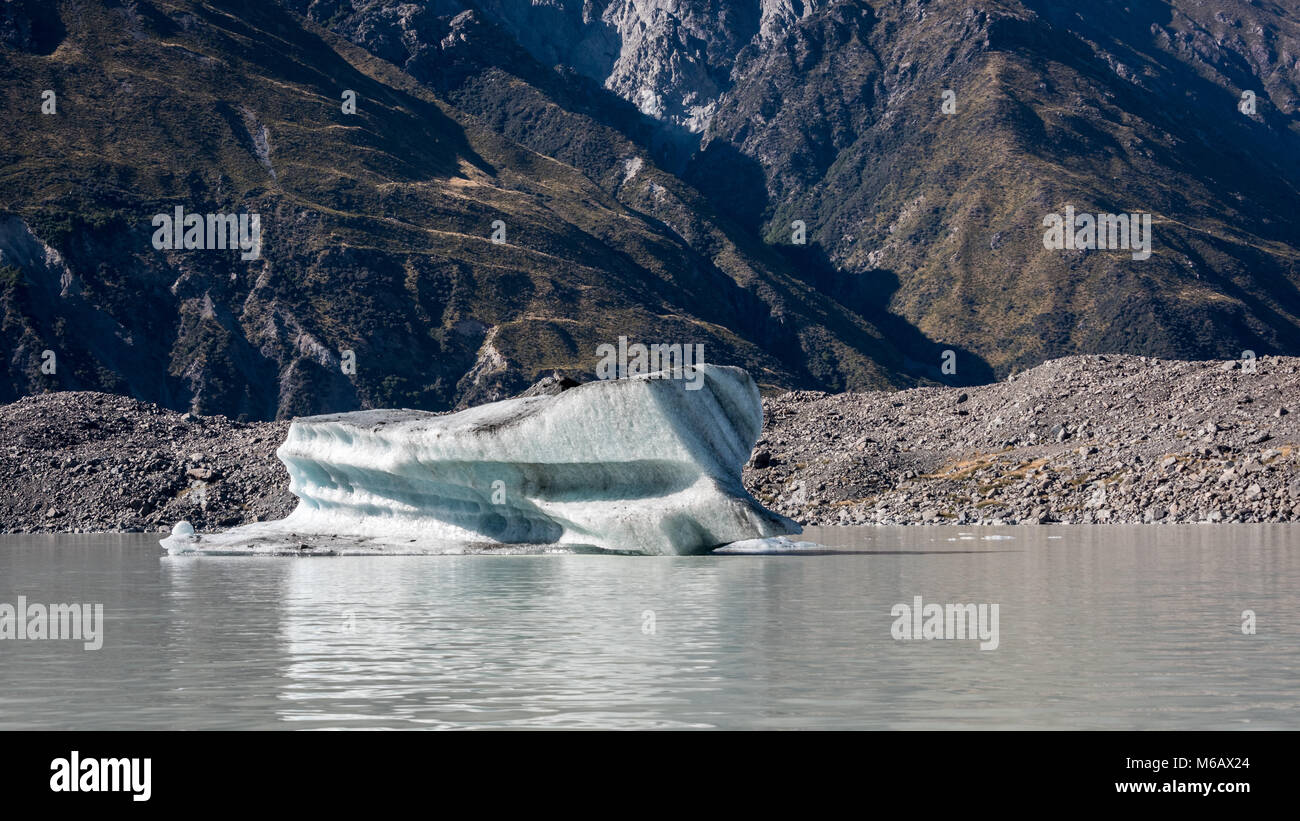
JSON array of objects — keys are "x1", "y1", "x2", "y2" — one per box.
[{"x1": 271, "y1": 555, "x2": 724, "y2": 729}]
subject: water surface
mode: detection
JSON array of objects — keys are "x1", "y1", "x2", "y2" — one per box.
[{"x1": 0, "y1": 525, "x2": 1295, "y2": 729}]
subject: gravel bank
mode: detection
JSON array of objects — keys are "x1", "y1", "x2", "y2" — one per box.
[
  {"x1": 2, "y1": 354, "x2": 1298, "y2": 533},
  {"x1": 747, "y1": 354, "x2": 1300, "y2": 525},
  {"x1": 0, "y1": 392, "x2": 292, "y2": 533}
]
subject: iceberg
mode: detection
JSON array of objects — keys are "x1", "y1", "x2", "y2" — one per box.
[{"x1": 161, "y1": 364, "x2": 800, "y2": 556}]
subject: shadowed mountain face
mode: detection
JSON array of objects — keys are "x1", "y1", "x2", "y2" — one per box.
[
  {"x1": 697, "y1": 0, "x2": 1300, "y2": 372},
  {"x1": 297, "y1": 0, "x2": 1300, "y2": 364},
  {"x1": 0, "y1": 0, "x2": 916, "y2": 419},
  {"x1": 1, "y1": 0, "x2": 1297, "y2": 419}
]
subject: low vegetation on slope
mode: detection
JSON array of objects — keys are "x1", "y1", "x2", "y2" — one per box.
[{"x1": 0, "y1": 0, "x2": 913, "y2": 421}]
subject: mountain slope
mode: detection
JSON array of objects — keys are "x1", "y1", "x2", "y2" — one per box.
[
  {"x1": 308, "y1": 0, "x2": 1300, "y2": 377},
  {"x1": 696, "y1": 0, "x2": 1300, "y2": 371},
  {"x1": 3, "y1": 0, "x2": 1299, "y2": 420},
  {"x1": 0, "y1": 0, "x2": 918, "y2": 420}
]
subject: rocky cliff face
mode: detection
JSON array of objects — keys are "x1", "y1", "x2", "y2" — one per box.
[
  {"x1": 293, "y1": 0, "x2": 815, "y2": 137},
  {"x1": 463, "y1": 0, "x2": 834, "y2": 135}
]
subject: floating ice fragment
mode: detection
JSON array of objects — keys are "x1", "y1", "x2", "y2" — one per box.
[
  {"x1": 712, "y1": 536, "x2": 826, "y2": 554},
  {"x1": 161, "y1": 365, "x2": 800, "y2": 556}
]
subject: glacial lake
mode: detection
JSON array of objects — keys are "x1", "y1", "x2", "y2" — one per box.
[{"x1": 0, "y1": 525, "x2": 1295, "y2": 730}]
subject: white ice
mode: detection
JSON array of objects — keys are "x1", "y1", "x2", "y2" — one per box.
[
  {"x1": 712, "y1": 536, "x2": 827, "y2": 554},
  {"x1": 161, "y1": 364, "x2": 801, "y2": 556}
]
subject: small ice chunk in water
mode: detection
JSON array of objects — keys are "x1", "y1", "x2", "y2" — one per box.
[
  {"x1": 713, "y1": 536, "x2": 825, "y2": 554},
  {"x1": 161, "y1": 365, "x2": 800, "y2": 556},
  {"x1": 170, "y1": 520, "x2": 196, "y2": 538}
]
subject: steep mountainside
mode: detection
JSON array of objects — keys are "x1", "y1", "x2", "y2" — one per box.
[
  {"x1": 0, "y1": 0, "x2": 914, "y2": 420},
  {"x1": 3, "y1": 0, "x2": 1299, "y2": 419},
  {"x1": 296, "y1": 0, "x2": 1300, "y2": 375},
  {"x1": 698, "y1": 0, "x2": 1300, "y2": 372}
]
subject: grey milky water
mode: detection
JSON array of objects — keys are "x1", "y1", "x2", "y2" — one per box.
[{"x1": 0, "y1": 525, "x2": 1295, "y2": 730}]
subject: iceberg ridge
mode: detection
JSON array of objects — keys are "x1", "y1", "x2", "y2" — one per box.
[{"x1": 161, "y1": 364, "x2": 800, "y2": 555}]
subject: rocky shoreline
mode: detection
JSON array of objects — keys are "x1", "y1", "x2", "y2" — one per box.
[
  {"x1": 2, "y1": 354, "x2": 1298, "y2": 533},
  {"x1": 748, "y1": 354, "x2": 1300, "y2": 525},
  {"x1": 0, "y1": 392, "x2": 294, "y2": 534}
]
